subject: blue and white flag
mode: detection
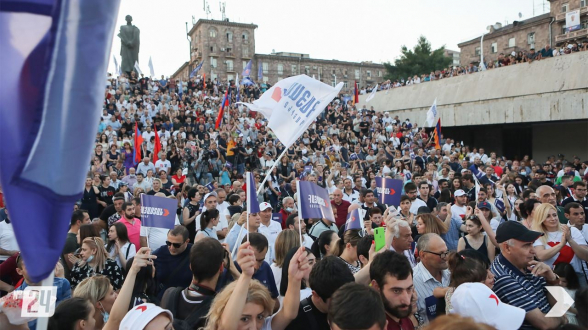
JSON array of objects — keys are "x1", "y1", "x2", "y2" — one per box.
[
  {"x1": 495, "y1": 198, "x2": 506, "y2": 213},
  {"x1": 0, "y1": 0, "x2": 121, "y2": 282},
  {"x1": 425, "y1": 98, "x2": 438, "y2": 127},
  {"x1": 366, "y1": 84, "x2": 378, "y2": 103},
  {"x1": 134, "y1": 60, "x2": 143, "y2": 76},
  {"x1": 190, "y1": 60, "x2": 204, "y2": 78},
  {"x1": 237, "y1": 75, "x2": 343, "y2": 148},
  {"x1": 241, "y1": 76, "x2": 255, "y2": 86},
  {"x1": 113, "y1": 55, "x2": 121, "y2": 75},
  {"x1": 298, "y1": 181, "x2": 335, "y2": 222},
  {"x1": 246, "y1": 172, "x2": 260, "y2": 214},
  {"x1": 242, "y1": 59, "x2": 252, "y2": 77},
  {"x1": 141, "y1": 195, "x2": 176, "y2": 229},
  {"x1": 375, "y1": 177, "x2": 403, "y2": 207},
  {"x1": 258, "y1": 61, "x2": 263, "y2": 80},
  {"x1": 345, "y1": 208, "x2": 362, "y2": 231},
  {"x1": 205, "y1": 182, "x2": 215, "y2": 192}
]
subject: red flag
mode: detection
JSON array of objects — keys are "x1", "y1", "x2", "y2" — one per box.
[
  {"x1": 153, "y1": 123, "x2": 161, "y2": 164},
  {"x1": 134, "y1": 122, "x2": 143, "y2": 163},
  {"x1": 215, "y1": 89, "x2": 229, "y2": 129},
  {"x1": 354, "y1": 81, "x2": 359, "y2": 104}
]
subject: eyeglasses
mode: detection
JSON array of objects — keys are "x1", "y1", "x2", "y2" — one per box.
[
  {"x1": 166, "y1": 241, "x2": 183, "y2": 248},
  {"x1": 423, "y1": 250, "x2": 449, "y2": 259}
]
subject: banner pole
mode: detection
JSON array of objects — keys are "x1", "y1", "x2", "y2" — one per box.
[
  {"x1": 36, "y1": 272, "x2": 55, "y2": 330},
  {"x1": 296, "y1": 180, "x2": 303, "y2": 246},
  {"x1": 256, "y1": 148, "x2": 288, "y2": 194}
]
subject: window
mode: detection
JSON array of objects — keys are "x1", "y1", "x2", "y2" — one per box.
[
  {"x1": 508, "y1": 37, "x2": 515, "y2": 47},
  {"x1": 562, "y1": 26, "x2": 568, "y2": 34},
  {"x1": 226, "y1": 47, "x2": 232, "y2": 53},
  {"x1": 475, "y1": 47, "x2": 481, "y2": 56},
  {"x1": 491, "y1": 42, "x2": 497, "y2": 53},
  {"x1": 582, "y1": 0, "x2": 587, "y2": 7},
  {"x1": 226, "y1": 31, "x2": 233, "y2": 42},
  {"x1": 242, "y1": 61, "x2": 248, "y2": 70},
  {"x1": 331, "y1": 69, "x2": 336, "y2": 75},
  {"x1": 277, "y1": 64, "x2": 284, "y2": 75},
  {"x1": 227, "y1": 74, "x2": 234, "y2": 81},
  {"x1": 263, "y1": 62, "x2": 269, "y2": 74},
  {"x1": 343, "y1": 69, "x2": 348, "y2": 77},
  {"x1": 582, "y1": 19, "x2": 588, "y2": 29},
  {"x1": 210, "y1": 57, "x2": 217, "y2": 68},
  {"x1": 331, "y1": 81, "x2": 336, "y2": 87},
  {"x1": 354, "y1": 69, "x2": 360, "y2": 79},
  {"x1": 209, "y1": 28, "x2": 217, "y2": 38},
  {"x1": 242, "y1": 32, "x2": 248, "y2": 40},
  {"x1": 378, "y1": 71, "x2": 382, "y2": 77},
  {"x1": 291, "y1": 64, "x2": 297, "y2": 75},
  {"x1": 561, "y1": 3, "x2": 569, "y2": 12},
  {"x1": 210, "y1": 46, "x2": 215, "y2": 53},
  {"x1": 343, "y1": 81, "x2": 348, "y2": 88},
  {"x1": 305, "y1": 66, "x2": 310, "y2": 75},
  {"x1": 527, "y1": 32, "x2": 535, "y2": 45},
  {"x1": 211, "y1": 71, "x2": 217, "y2": 80},
  {"x1": 226, "y1": 59, "x2": 233, "y2": 71},
  {"x1": 242, "y1": 47, "x2": 249, "y2": 57},
  {"x1": 263, "y1": 77, "x2": 268, "y2": 83},
  {"x1": 366, "y1": 71, "x2": 371, "y2": 78},
  {"x1": 318, "y1": 67, "x2": 323, "y2": 76}
]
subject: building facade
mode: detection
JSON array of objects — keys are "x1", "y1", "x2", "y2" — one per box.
[
  {"x1": 458, "y1": 0, "x2": 588, "y2": 66},
  {"x1": 172, "y1": 19, "x2": 385, "y2": 90},
  {"x1": 444, "y1": 49, "x2": 461, "y2": 66}
]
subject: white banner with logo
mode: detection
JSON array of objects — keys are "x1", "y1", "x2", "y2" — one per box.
[{"x1": 566, "y1": 10, "x2": 580, "y2": 32}]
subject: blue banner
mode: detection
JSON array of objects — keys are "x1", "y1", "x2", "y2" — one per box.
[
  {"x1": 247, "y1": 172, "x2": 260, "y2": 213},
  {"x1": 272, "y1": 213, "x2": 283, "y2": 223},
  {"x1": 242, "y1": 59, "x2": 252, "y2": 77},
  {"x1": 375, "y1": 177, "x2": 403, "y2": 207},
  {"x1": 298, "y1": 181, "x2": 335, "y2": 222},
  {"x1": 141, "y1": 195, "x2": 176, "y2": 229}
]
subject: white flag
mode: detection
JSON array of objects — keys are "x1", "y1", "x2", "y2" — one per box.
[
  {"x1": 366, "y1": 84, "x2": 378, "y2": 103},
  {"x1": 148, "y1": 56, "x2": 155, "y2": 77},
  {"x1": 425, "y1": 98, "x2": 437, "y2": 127},
  {"x1": 113, "y1": 55, "x2": 120, "y2": 75},
  {"x1": 134, "y1": 61, "x2": 142, "y2": 76},
  {"x1": 238, "y1": 74, "x2": 343, "y2": 148}
]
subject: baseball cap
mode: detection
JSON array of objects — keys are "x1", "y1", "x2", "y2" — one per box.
[
  {"x1": 454, "y1": 189, "x2": 466, "y2": 197},
  {"x1": 259, "y1": 202, "x2": 273, "y2": 211},
  {"x1": 120, "y1": 303, "x2": 173, "y2": 330},
  {"x1": 477, "y1": 201, "x2": 491, "y2": 210},
  {"x1": 495, "y1": 221, "x2": 543, "y2": 243},
  {"x1": 451, "y1": 283, "x2": 525, "y2": 330}
]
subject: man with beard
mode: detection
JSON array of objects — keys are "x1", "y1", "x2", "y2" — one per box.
[
  {"x1": 116, "y1": 202, "x2": 142, "y2": 249},
  {"x1": 370, "y1": 250, "x2": 415, "y2": 330}
]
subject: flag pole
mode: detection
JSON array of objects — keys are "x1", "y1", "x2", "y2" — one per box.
[
  {"x1": 296, "y1": 180, "x2": 303, "y2": 246},
  {"x1": 35, "y1": 272, "x2": 55, "y2": 330},
  {"x1": 256, "y1": 148, "x2": 288, "y2": 195}
]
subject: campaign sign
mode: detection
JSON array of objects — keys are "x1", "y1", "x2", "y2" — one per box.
[
  {"x1": 272, "y1": 213, "x2": 283, "y2": 223},
  {"x1": 298, "y1": 181, "x2": 335, "y2": 222},
  {"x1": 141, "y1": 195, "x2": 176, "y2": 229},
  {"x1": 375, "y1": 177, "x2": 403, "y2": 207}
]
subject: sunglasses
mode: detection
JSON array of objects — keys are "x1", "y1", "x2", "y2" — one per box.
[{"x1": 166, "y1": 241, "x2": 183, "y2": 248}]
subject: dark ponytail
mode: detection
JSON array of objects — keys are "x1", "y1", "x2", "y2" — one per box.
[
  {"x1": 311, "y1": 230, "x2": 337, "y2": 260},
  {"x1": 200, "y1": 208, "x2": 220, "y2": 231},
  {"x1": 447, "y1": 250, "x2": 489, "y2": 288},
  {"x1": 49, "y1": 297, "x2": 93, "y2": 330}
]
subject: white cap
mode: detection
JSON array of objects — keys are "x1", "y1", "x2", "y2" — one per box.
[
  {"x1": 454, "y1": 189, "x2": 466, "y2": 197},
  {"x1": 451, "y1": 283, "x2": 525, "y2": 330},
  {"x1": 120, "y1": 303, "x2": 173, "y2": 330},
  {"x1": 259, "y1": 202, "x2": 273, "y2": 211}
]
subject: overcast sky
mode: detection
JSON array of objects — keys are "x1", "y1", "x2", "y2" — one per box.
[{"x1": 109, "y1": 0, "x2": 550, "y2": 76}]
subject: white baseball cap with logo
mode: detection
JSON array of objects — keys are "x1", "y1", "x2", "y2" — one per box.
[
  {"x1": 451, "y1": 282, "x2": 525, "y2": 330},
  {"x1": 454, "y1": 189, "x2": 467, "y2": 197},
  {"x1": 259, "y1": 202, "x2": 273, "y2": 211},
  {"x1": 120, "y1": 303, "x2": 173, "y2": 330}
]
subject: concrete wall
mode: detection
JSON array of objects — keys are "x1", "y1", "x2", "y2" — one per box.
[
  {"x1": 359, "y1": 51, "x2": 588, "y2": 127},
  {"x1": 533, "y1": 121, "x2": 588, "y2": 161}
]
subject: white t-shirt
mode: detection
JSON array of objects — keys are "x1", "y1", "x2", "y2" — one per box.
[
  {"x1": 140, "y1": 215, "x2": 181, "y2": 250},
  {"x1": 533, "y1": 227, "x2": 587, "y2": 274},
  {"x1": 155, "y1": 159, "x2": 172, "y2": 173},
  {"x1": 259, "y1": 220, "x2": 283, "y2": 265},
  {"x1": 451, "y1": 204, "x2": 467, "y2": 220},
  {"x1": 106, "y1": 241, "x2": 137, "y2": 269},
  {"x1": 409, "y1": 198, "x2": 427, "y2": 215},
  {"x1": 0, "y1": 221, "x2": 19, "y2": 261}
]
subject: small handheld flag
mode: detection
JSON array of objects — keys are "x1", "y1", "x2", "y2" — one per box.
[
  {"x1": 134, "y1": 122, "x2": 143, "y2": 164},
  {"x1": 375, "y1": 177, "x2": 403, "y2": 207},
  {"x1": 242, "y1": 60, "x2": 252, "y2": 77},
  {"x1": 141, "y1": 195, "x2": 176, "y2": 229},
  {"x1": 148, "y1": 56, "x2": 155, "y2": 77},
  {"x1": 425, "y1": 98, "x2": 438, "y2": 127},
  {"x1": 345, "y1": 208, "x2": 362, "y2": 231},
  {"x1": 153, "y1": 123, "x2": 161, "y2": 164},
  {"x1": 215, "y1": 89, "x2": 229, "y2": 129},
  {"x1": 134, "y1": 61, "x2": 142, "y2": 76},
  {"x1": 190, "y1": 61, "x2": 204, "y2": 78},
  {"x1": 258, "y1": 61, "x2": 263, "y2": 81},
  {"x1": 366, "y1": 84, "x2": 378, "y2": 103},
  {"x1": 354, "y1": 81, "x2": 359, "y2": 104},
  {"x1": 246, "y1": 172, "x2": 260, "y2": 242},
  {"x1": 433, "y1": 118, "x2": 442, "y2": 150}
]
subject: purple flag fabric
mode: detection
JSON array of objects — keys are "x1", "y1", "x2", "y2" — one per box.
[
  {"x1": 141, "y1": 195, "x2": 176, "y2": 229},
  {"x1": 0, "y1": 0, "x2": 120, "y2": 282},
  {"x1": 272, "y1": 213, "x2": 282, "y2": 223},
  {"x1": 205, "y1": 182, "x2": 215, "y2": 192},
  {"x1": 247, "y1": 172, "x2": 260, "y2": 214},
  {"x1": 375, "y1": 177, "x2": 403, "y2": 207},
  {"x1": 298, "y1": 181, "x2": 335, "y2": 222},
  {"x1": 344, "y1": 208, "x2": 362, "y2": 231},
  {"x1": 495, "y1": 198, "x2": 506, "y2": 213}
]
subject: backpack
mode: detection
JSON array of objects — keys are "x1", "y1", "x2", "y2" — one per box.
[{"x1": 162, "y1": 287, "x2": 214, "y2": 330}]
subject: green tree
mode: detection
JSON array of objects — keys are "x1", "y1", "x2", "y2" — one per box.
[{"x1": 384, "y1": 36, "x2": 452, "y2": 82}]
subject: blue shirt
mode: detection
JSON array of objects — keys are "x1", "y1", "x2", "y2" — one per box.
[
  {"x1": 154, "y1": 244, "x2": 193, "y2": 299},
  {"x1": 232, "y1": 261, "x2": 279, "y2": 299},
  {"x1": 440, "y1": 215, "x2": 462, "y2": 251},
  {"x1": 491, "y1": 254, "x2": 550, "y2": 330},
  {"x1": 16, "y1": 277, "x2": 72, "y2": 330}
]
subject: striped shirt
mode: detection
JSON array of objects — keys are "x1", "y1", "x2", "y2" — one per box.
[
  {"x1": 490, "y1": 254, "x2": 550, "y2": 330},
  {"x1": 412, "y1": 262, "x2": 450, "y2": 324}
]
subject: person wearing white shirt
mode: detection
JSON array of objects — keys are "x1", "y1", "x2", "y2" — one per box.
[
  {"x1": 154, "y1": 154, "x2": 172, "y2": 174},
  {"x1": 389, "y1": 219, "x2": 417, "y2": 267},
  {"x1": 0, "y1": 209, "x2": 19, "y2": 262},
  {"x1": 405, "y1": 183, "x2": 427, "y2": 215},
  {"x1": 141, "y1": 126, "x2": 155, "y2": 142},
  {"x1": 565, "y1": 202, "x2": 588, "y2": 243},
  {"x1": 451, "y1": 189, "x2": 468, "y2": 220},
  {"x1": 342, "y1": 179, "x2": 360, "y2": 204},
  {"x1": 258, "y1": 203, "x2": 282, "y2": 265}
]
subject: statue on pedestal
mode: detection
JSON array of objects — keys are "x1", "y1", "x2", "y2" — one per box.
[{"x1": 118, "y1": 15, "x2": 140, "y2": 74}]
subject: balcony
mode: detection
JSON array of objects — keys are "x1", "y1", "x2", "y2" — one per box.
[
  {"x1": 555, "y1": 27, "x2": 588, "y2": 43},
  {"x1": 555, "y1": 6, "x2": 588, "y2": 21},
  {"x1": 225, "y1": 52, "x2": 235, "y2": 58}
]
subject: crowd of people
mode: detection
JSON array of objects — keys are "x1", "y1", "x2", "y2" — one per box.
[
  {"x1": 363, "y1": 40, "x2": 588, "y2": 93},
  {"x1": 0, "y1": 67, "x2": 588, "y2": 330}
]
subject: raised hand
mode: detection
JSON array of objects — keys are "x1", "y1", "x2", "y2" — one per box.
[
  {"x1": 236, "y1": 242, "x2": 256, "y2": 278},
  {"x1": 288, "y1": 247, "x2": 311, "y2": 282},
  {"x1": 131, "y1": 247, "x2": 156, "y2": 272}
]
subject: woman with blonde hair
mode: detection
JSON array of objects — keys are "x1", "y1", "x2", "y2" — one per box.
[
  {"x1": 73, "y1": 275, "x2": 118, "y2": 329},
  {"x1": 69, "y1": 237, "x2": 125, "y2": 291},
  {"x1": 203, "y1": 242, "x2": 310, "y2": 330},
  {"x1": 532, "y1": 203, "x2": 588, "y2": 286},
  {"x1": 416, "y1": 213, "x2": 448, "y2": 236},
  {"x1": 270, "y1": 229, "x2": 301, "y2": 289}
]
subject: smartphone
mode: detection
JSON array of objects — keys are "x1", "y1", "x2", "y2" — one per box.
[{"x1": 374, "y1": 227, "x2": 386, "y2": 252}]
